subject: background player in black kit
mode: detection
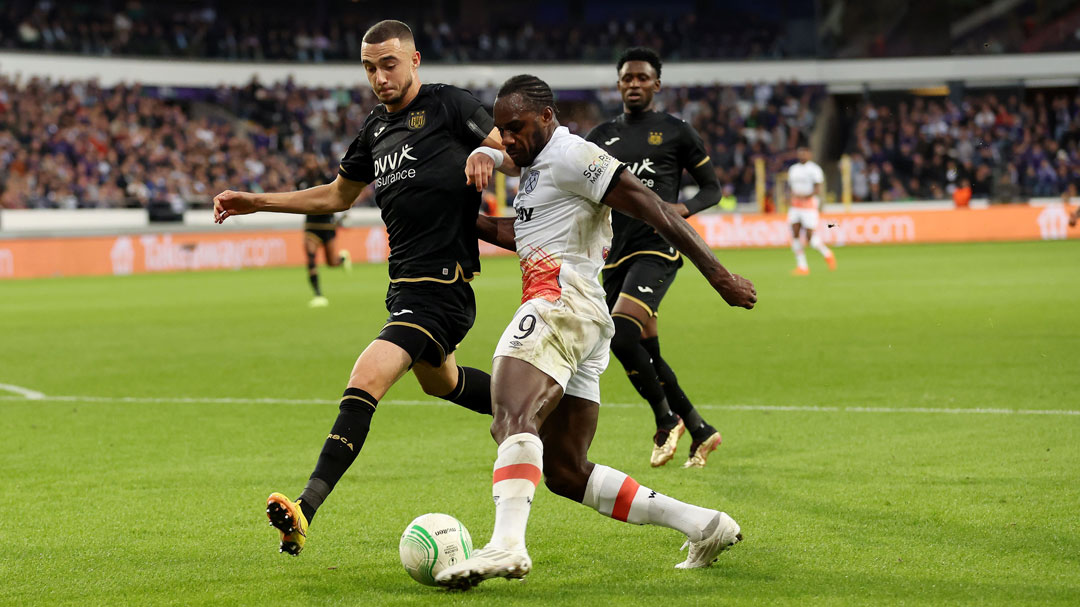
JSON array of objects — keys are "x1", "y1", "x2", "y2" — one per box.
[
  {"x1": 586, "y1": 47, "x2": 726, "y2": 469},
  {"x1": 297, "y1": 153, "x2": 352, "y2": 308},
  {"x1": 213, "y1": 20, "x2": 504, "y2": 556}
]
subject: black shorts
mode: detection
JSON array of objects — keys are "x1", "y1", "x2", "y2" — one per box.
[
  {"x1": 603, "y1": 252, "x2": 682, "y2": 318},
  {"x1": 376, "y1": 280, "x2": 477, "y2": 367},
  {"x1": 305, "y1": 228, "x2": 336, "y2": 245}
]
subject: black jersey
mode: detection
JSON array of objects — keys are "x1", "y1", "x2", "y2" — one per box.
[
  {"x1": 296, "y1": 173, "x2": 336, "y2": 230},
  {"x1": 305, "y1": 214, "x2": 336, "y2": 231},
  {"x1": 586, "y1": 110, "x2": 710, "y2": 264},
  {"x1": 338, "y1": 83, "x2": 494, "y2": 282}
]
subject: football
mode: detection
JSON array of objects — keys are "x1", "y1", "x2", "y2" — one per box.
[{"x1": 398, "y1": 513, "x2": 473, "y2": 585}]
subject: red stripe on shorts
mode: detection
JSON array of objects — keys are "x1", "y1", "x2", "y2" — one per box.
[
  {"x1": 492, "y1": 463, "x2": 542, "y2": 487},
  {"x1": 611, "y1": 476, "x2": 641, "y2": 522}
]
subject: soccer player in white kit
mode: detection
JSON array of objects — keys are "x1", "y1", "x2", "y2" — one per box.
[
  {"x1": 787, "y1": 145, "x2": 836, "y2": 275},
  {"x1": 435, "y1": 75, "x2": 758, "y2": 589}
]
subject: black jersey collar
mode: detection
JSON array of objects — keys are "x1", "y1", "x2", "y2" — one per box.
[{"x1": 621, "y1": 109, "x2": 657, "y2": 124}]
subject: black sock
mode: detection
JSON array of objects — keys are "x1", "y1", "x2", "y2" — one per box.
[
  {"x1": 439, "y1": 366, "x2": 493, "y2": 415},
  {"x1": 298, "y1": 387, "x2": 377, "y2": 523},
  {"x1": 307, "y1": 253, "x2": 321, "y2": 295},
  {"x1": 296, "y1": 480, "x2": 325, "y2": 522},
  {"x1": 610, "y1": 316, "x2": 676, "y2": 427},
  {"x1": 641, "y1": 336, "x2": 714, "y2": 441}
]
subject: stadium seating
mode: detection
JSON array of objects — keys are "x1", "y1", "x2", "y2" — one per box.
[
  {"x1": 842, "y1": 91, "x2": 1080, "y2": 202},
  {"x1": 0, "y1": 75, "x2": 823, "y2": 209},
  {"x1": 0, "y1": 1, "x2": 797, "y2": 62},
  {"x1": 0, "y1": 75, "x2": 377, "y2": 209},
  {"x1": 4, "y1": 69, "x2": 1076, "y2": 209},
  {"x1": 5, "y1": 1, "x2": 1078, "y2": 64}
]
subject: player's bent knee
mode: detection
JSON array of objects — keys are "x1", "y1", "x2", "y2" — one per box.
[
  {"x1": 609, "y1": 317, "x2": 643, "y2": 358},
  {"x1": 543, "y1": 462, "x2": 589, "y2": 501},
  {"x1": 490, "y1": 407, "x2": 535, "y2": 443},
  {"x1": 420, "y1": 381, "x2": 447, "y2": 397},
  {"x1": 413, "y1": 365, "x2": 453, "y2": 397}
]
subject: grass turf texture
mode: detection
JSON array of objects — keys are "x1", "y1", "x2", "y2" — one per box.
[{"x1": 1, "y1": 240, "x2": 1078, "y2": 606}]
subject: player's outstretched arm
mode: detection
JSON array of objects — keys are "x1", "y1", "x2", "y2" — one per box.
[
  {"x1": 465, "y1": 147, "x2": 521, "y2": 193},
  {"x1": 602, "y1": 171, "x2": 756, "y2": 309},
  {"x1": 676, "y1": 161, "x2": 723, "y2": 217},
  {"x1": 476, "y1": 215, "x2": 516, "y2": 252},
  {"x1": 213, "y1": 175, "x2": 367, "y2": 224}
]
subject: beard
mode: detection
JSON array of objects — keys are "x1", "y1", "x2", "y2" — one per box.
[{"x1": 513, "y1": 128, "x2": 548, "y2": 167}]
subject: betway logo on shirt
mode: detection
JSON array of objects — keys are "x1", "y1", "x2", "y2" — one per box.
[{"x1": 374, "y1": 143, "x2": 418, "y2": 187}]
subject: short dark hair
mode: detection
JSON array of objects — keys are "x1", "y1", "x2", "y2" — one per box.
[
  {"x1": 617, "y1": 47, "x2": 662, "y2": 79},
  {"x1": 497, "y1": 74, "x2": 556, "y2": 114},
  {"x1": 363, "y1": 20, "x2": 414, "y2": 45}
]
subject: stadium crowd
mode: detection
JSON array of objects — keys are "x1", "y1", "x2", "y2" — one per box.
[
  {"x1": 5, "y1": 69, "x2": 1076, "y2": 210},
  {"x1": 845, "y1": 91, "x2": 1080, "y2": 202},
  {"x1": 7, "y1": 0, "x2": 1080, "y2": 63},
  {"x1": 1, "y1": 1, "x2": 787, "y2": 63},
  {"x1": 0, "y1": 75, "x2": 377, "y2": 209},
  {"x1": 0, "y1": 75, "x2": 821, "y2": 209}
]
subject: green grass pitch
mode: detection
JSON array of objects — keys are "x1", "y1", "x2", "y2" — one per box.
[{"x1": 2, "y1": 240, "x2": 1078, "y2": 606}]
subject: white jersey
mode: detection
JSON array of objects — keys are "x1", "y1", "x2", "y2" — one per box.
[
  {"x1": 788, "y1": 161, "x2": 824, "y2": 198},
  {"x1": 511, "y1": 126, "x2": 623, "y2": 323}
]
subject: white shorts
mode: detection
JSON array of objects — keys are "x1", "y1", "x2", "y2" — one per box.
[
  {"x1": 493, "y1": 296, "x2": 612, "y2": 403},
  {"x1": 787, "y1": 206, "x2": 819, "y2": 230}
]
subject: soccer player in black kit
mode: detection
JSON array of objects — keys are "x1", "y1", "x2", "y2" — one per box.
[
  {"x1": 586, "y1": 48, "x2": 726, "y2": 469},
  {"x1": 213, "y1": 20, "x2": 503, "y2": 556},
  {"x1": 296, "y1": 153, "x2": 352, "y2": 308}
]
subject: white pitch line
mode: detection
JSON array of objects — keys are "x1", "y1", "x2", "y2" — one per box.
[
  {"x1": 0, "y1": 383, "x2": 45, "y2": 399},
  {"x1": 1, "y1": 392, "x2": 1078, "y2": 416}
]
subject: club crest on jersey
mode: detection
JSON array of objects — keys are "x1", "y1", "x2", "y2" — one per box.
[
  {"x1": 648, "y1": 131, "x2": 663, "y2": 145},
  {"x1": 408, "y1": 110, "x2": 426, "y2": 130},
  {"x1": 521, "y1": 169, "x2": 540, "y2": 195}
]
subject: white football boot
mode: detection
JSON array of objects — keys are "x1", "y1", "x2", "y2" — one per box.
[
  {"x1": 674, "y1": 511, "x2": 742, "y2": 569},
  {"x1": 435, "y1": 544, "x2": 532, "y2": 589}
]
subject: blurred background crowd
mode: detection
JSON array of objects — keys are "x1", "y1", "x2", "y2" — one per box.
[
  {"x1": 3, "y1": 0, "x2": 1079, "y2": 62},
  {"x1": 4, "y1": 73, "x2": 1077, "y2": 209},
  {"x1": 1, "y1": 0, "x2": 1078, "y2": 209},
  {"x1": 843, "y1": 92, "x2": 1080, "y2": 202}
]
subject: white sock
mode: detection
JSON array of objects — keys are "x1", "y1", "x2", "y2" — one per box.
[
  {"x1": 489, "y1": 432, "x2": 543, "y2": 551},
  {"x1": 581, "y1": 464, "x2": 717, "y2": 541},
  {"x1": 791, "y1": 238, "x2": 808, "y2": 270},
  {"x1": 809, "y1": 233, "x2": 833, "y2": 259}
]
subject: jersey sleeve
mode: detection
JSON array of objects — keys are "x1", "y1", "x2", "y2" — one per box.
[
  {"x1": 440, "y1": 85, "x2": 495, "y2": 148},
  {"x1": 553, "y1": 139, "x2": 625, "y2": 204},
  {"x1": 677, "y1": 120, "x2": 711, "y2": 171},
  {"x1": 337, "y1": 123, "x2": 375, "y2": 184},
  {"x1": 812, "y1": 164, "x2": 825, "y2": 184}
]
